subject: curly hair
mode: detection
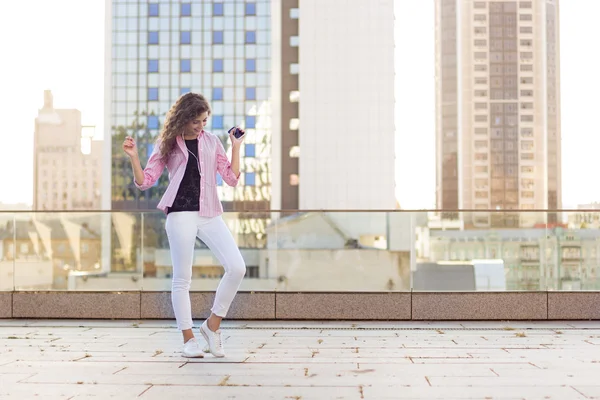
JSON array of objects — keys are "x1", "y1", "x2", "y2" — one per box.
[{"x1": 156, "y1": 93, "x2": 211, "y2": 160}]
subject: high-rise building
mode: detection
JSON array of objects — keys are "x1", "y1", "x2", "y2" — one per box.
[
  {"x1": 105, "y1": 0, "x2": 272, "y2": 214},
  {"x1": 435, "y1": 0, "x2": 562, "y2": 227},
  {"x1": 271, "y1": 0, "x2": 396, "y2": 211},
  {"x1": 34, "y1": 91, "x2": 102, "y2": 210}
]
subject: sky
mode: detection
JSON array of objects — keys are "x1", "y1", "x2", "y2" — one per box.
[{"x1": 0, "y1": 0, "x2": 598, "y2": 209}]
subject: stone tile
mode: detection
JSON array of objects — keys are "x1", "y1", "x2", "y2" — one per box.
[
  {"x1": 141, "y1": 291, "x2": 275, "y2": 319},
  {"x1": 138, "y1": 385, "x2": 363, "y2": 400},
  {"x1": 363, "y1": 385, "x2": 586, "y2": 399},
  {"x1": 412, "y1": 292, "x2": 547, "y2": 320},
  {"x1": 0, "y1": 382, "x2": 150, "y2": 398},
  {"x1": 548, "y1": 292, "x2": 600, "y2": 320},
  {"x1": 12, "y1": 292, "x2": 140, "y2": 319},
  {"x1": 276, "y1": 293, "x2": 411, "y2": 320},
  {"x1": 0, "y1": 292, "x2": 11, "y2": 318}
]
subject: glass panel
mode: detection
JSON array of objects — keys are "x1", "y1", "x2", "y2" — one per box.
[
  {"x1": 7, "y1": 212, "x2": 142, "y2": 291},
  {"x1": 4, "y1": 211, "x2": 598, "y2": 292},
  {"x1": 412, "y1": 211, "x2": 549, "y2": 291},
  {"x1": 0, "y1": 213, "x2": 15, "y2": 291}
]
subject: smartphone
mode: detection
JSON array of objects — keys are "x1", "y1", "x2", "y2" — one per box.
[{"x1": 229, "y1": 126, "x2": 244, "y2": 139}]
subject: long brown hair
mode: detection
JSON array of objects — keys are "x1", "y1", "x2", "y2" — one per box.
[{"x1": 156, "y1": 93, "x2": 211, "y2": 159}]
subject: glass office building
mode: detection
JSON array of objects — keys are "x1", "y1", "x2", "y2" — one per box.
[{"x1": 109, "y1": 0, "x2": 272, "y2": 212}]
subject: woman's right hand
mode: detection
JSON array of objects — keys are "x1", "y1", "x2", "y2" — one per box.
[{"x1": 123, "y1": 136, "x2": 138, "y2": 159}]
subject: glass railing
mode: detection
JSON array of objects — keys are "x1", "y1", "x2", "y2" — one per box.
[{"x1": 1, "y1": 210, "x2": 599, "y2": 292}]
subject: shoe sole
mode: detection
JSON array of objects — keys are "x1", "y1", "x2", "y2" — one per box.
[
  {"x1": 182, "y1": 351, "x2": 204, "y2": 358},
  {"x1": 200, "y1": 324, "x2": 225, "y2": 358}
]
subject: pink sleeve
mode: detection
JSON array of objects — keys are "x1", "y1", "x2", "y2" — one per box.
[
  {"x1": 134, "y1": 143, "x2": 166, "y2": 190},
  {"x1": 216, "y1": 139, "x2": 240, "y2": 187}
]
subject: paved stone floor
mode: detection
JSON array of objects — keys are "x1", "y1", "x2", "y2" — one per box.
[{"x1": 1, "y1": 320, "x2": 600, "y2": 399}]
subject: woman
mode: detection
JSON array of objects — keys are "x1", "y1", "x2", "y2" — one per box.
[{"x1": 122, "y1": 93, "x2": 246, "y2": 358}]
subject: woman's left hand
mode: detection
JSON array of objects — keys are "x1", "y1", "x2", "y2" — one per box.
[{"x1": 228, "y1": 126, "x2": 246, "y2": 147}]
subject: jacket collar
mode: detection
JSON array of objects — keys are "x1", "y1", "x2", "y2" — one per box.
[{"x1": 175, "y1": 130, "x2": 204, "y2": 157}]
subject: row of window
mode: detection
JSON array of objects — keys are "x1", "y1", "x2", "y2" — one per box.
[
  {"x1": 148, "y1": 30, "x2": 257, "y2": 45},
  {"x1": 146, "y1": 115, "x2": 256, "y2": 130},
  {"x1": 149, "y1": 2, "x2": 257, "y2": 18},
  {"x1": 147, "y1": 87, "x2": 257, "y2": 101},
  {"x1": 147, "y1": 58, "x2": 258, "y2": 73}
]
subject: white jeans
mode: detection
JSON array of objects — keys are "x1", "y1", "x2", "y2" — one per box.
[{"x1": 165, "y1": 212, "x2": 246, "y2": 331}]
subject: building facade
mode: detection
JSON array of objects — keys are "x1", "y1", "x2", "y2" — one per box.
[
  {"x1": 34, "y1": 91, "x2": 102, "y2": 211},
  {"x1": 435, "y1": 0, "x2": 562, "y2": 227},
  {"x1": 271, "y1": 0, "x2": 396, "y2": 211},
  {"x1": 105, "y1": 0, "x2": 272, "y2": 213}
]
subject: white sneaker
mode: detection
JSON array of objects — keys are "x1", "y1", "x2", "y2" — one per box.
[
  {"x1": 200, "y1": 320, "x2": 225, "y2": 358},
  {"x1": 182, "y1": 337, "x2": 204, "y2": 358}
]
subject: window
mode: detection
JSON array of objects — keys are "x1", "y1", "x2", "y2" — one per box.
[
  {"x1": 520, "y1": 27, "x2": 533, "y2": 34},
  {"x1": 474, "y1": 1, "x2": 486, "y2": 8},
  {"x1": 181, "y1": 31, "x2": 191, "y2": 44},
  {"x1": 148, "y1": 88, "x2": 158, "y2": 101},
  {"x1": 213, "y1": 87, "x2": 223, "y2": 100},
  {"x1": 245, "y1": 31, "x2": 256, "y2": 44},
  {"x1": 474, "y1": 39, "x2": 487, "y2": 47},
  {"x1": 475, "y1": 115, "x2": 488, "y2": 122},
  {"x1": 520, "y1": 14, "x2": 532, "y2": 21},
  {"x1": 212, "y1": 115, "x2": 224, "y2": 129},
  {"x1": 245, "y1": 116, "x2": 256, "y2": 129},
  {"x1": 213, "y1": 2, "x2": 224, "y2": 16},
  {"x1": 289, "y1": 91, "x2": 300, "y2": 102},
  {"x1": 522, "y1": 191, "x2": 534, "y2": 198},
  {"x1": 475, "y1": 166, "x2": 488, "y2": 173},
  {"x1": 474, "y1": 103, "x2": 487, "y2": 110},
  {"x1": 246, "y1": 172, "x2": 256, "y2": 186},
  {"x1": 148, "y1": 59, "x2": 159, "y2": 73},
  {"x1": 289, "y1": 146, "x2": 300, "y2": 158},
  {"x1": 521, "y1": 115, "x2": 533, "y2": 122},
  {"x1": 289, "y1": 118, "x2": 299, "y2": 130},
  {"x1": 148, "y1": 116, "x2": 159, "y2": 130},
  {"x1": 521, "y1": 141, "x2": 534, "y2": 151},
  {"x1": 245, "y1": 59, "x2": 256, "y2": 72},
  {"x1": 474, "y1": 128, "x2": 488, "y2": 135},
  {"x1": 475, "y1": 153, "x2": 488, "y2": 161},
  {"x1": 521, "y1": 153, "x2": 534, "y2": 160},
  {"x1": 245, "y1": 144, "x2": 256, "y2": 157},
  {"x1": 521, "y1": 166, "x2": 534, "y2": 173},
  {"x1": 475, "y1": 140, "x2": 488, "y2": 149},
  {"x1": 181, "y1": 3, "x2": 191, "y2": 16},
  {"x1": 290, "y1": 8, "x2": 299, "y2": 19},
  {"x1": 475, "y1": 191, "x2": 488, "y2": 199},
  {"x1": 520, "y1": 1, "x2": 532, "y2": 8},
  {"x1": 245, "y1": 2, "x2": 256, "y2": 15},
  {"x1": 148, "y1": 31, "x2": 159, "y2": 45},
  {"x1": 290, "y1": 36, "x2": 299, "y2": 47},
  {"x1": 245, "y1": 87, "x2": 256, "y2": 100},
  {"x1": 521, "y1": 128, "x2": 533, "y2": 137},
  {"x1": 474, "y1": 14, "x2": 486, "y2": 21},
  {"x1": 213, "y1": 59, "x2": 224, "y2": 72},
  {"x1": 149, "y1": 3, "x2": 159, "y2": 16},
  {"x1": 213, "y1": 31, "x2": 223, "y2": 44},
  {"x1": 521, "y1": 52, "x2": 533, "y2": 59},
  {"x1": 290, "y1": 63, "x2": 299, "y2": 74},
  {"x1": 180, "y1": 87, "x2": 190, "y2": 95},
  {"x1": 180, "y1": 59, "x2": 191, "y2": 73}
]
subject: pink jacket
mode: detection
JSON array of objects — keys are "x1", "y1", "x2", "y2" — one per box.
[{"x1": 134, "y1": 131, "x2": 240, "y2": 216}]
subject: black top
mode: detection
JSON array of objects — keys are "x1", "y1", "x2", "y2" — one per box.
[{"x1": 167, "y1": 139, "x2": 201, "y2": 214}]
